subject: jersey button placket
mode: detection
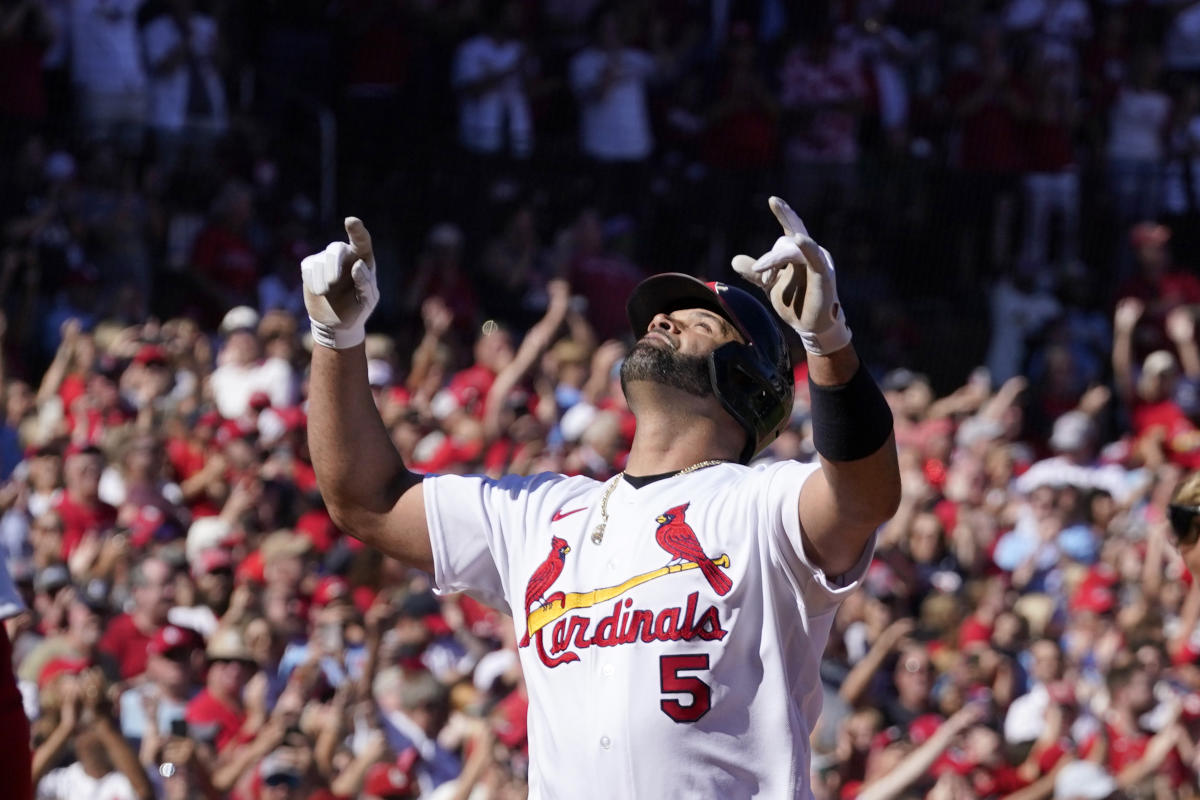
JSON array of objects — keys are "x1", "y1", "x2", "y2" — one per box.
[{"x1": 599, "y1": 735, "x2": 612, "y2": 749}]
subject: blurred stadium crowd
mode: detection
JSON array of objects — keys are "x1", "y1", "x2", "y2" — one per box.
[{"x1": 8, "y1": 0, "x2": 1200, "y2": 798}]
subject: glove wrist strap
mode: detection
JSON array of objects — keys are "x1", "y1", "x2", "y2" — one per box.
[
  {"x1": 309, "y1": 318, "x2": 365, "y2": 350},
  {"x1": 793, "y1": 310, "x2": 852, "y2": 356}
]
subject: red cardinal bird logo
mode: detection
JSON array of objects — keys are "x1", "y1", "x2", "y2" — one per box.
[
  {"x1": 519, "y1": 536, "x2": 571, "y2": 646},
  {"x1": 655, "y1": 503, "x2": 732, "y2": 596}
]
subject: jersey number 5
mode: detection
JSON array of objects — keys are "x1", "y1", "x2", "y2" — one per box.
[{"x1": 659, "y1": 654, "x2": 711, "y2": 722}]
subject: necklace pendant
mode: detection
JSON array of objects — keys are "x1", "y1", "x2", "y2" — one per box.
[{"x1": 590, "y1": 524, "x2": 606, "y2": 545}]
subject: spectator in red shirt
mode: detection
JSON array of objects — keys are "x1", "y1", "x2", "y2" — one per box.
[
  {"x1": 185, "y1": 627, "x2": 257, "y2": 753},
  {"x1": 943, "y1": 19, "x2": 1028, "y2": 278},
  {"x1": 1115, "y1": 222, "x2": 1200, "y2": 357},
  {"x1": 777, "y1": 22, "x2": 866, "y2": 238},
  {"x1": 1113, "y1": 298, "x2": 1200, "y2": 468},
  {"x1": 54, "y1": 445, "x2": 117, "y2": 559},
  {"x1": 189, "y1": 179, "x2": 260, "y2": 323},
  {"x1": 1017, "y1": 55, "x2": 1080, "y2": 271},
  {"x1": 1084, "y1": 660, "x2": 1188, "y2": 787},
  {"x1": 99, "y1": 557, "x2": 175, "y2": 680}
]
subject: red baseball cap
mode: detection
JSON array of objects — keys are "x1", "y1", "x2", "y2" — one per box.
[
  {"x1": 133, "y1": 344, "x2": 169, "y2": 367},
  {"x1": 363, "y1": 749, "x2": 419, "y2": 799},
  {"x1": 147, "y1": 624, "x2": 203, "y2": 658},
  {"x1": 38, "y1": 657, "x2": 89, "y2": 689},
  {"x1": 311, "y1": 576, "x2": 351, "y2": 608},
  {"x1": 191, "y1": 548, "x2": 234, "y2": 578}
]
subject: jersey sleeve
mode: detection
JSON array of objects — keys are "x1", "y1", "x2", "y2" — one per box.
[
  {"x1": 762, "y1": 460, "x2": 877, "y2": 615},
  {"x1": 423, "y1": 472, "x2": 562, "y2": 615}
]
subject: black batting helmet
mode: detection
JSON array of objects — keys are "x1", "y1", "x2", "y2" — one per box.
[{"x1": 627, "y1": 274, "x2": 794, "y2": 464}]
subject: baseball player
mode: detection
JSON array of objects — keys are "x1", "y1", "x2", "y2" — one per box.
[{"x1": 302, "y1": 196, "x2": 900, "y2": 799}]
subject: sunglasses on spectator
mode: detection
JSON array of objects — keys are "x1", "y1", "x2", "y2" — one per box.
[
  {"x1": 1168, "y1": 503, "x2": 1200, "y2": 546},
  {"x1": 264, "y1": 773, "x2": 301, "y2": 788}
]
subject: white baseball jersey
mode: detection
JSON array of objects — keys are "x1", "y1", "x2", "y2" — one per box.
[{"x1": 425, "y1": 460, "x2": 874, "y2": 800}]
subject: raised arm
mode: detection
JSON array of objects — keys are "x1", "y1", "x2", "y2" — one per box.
[
  {"x1": 482, "y1": 279, "x2": 570, "y2": 440},
  {"x1": 303, "y1": 218, "x2": 432, "y2": 571},
  {"x1": 734, "y1": 197, "x2": 900, "y2": 576},
  {"x1": 1112, "y1": 297, "x2": 1143, "y2": 406}
]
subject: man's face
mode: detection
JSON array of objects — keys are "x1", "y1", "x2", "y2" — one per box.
[
  {"x1": 135, "y1": 559, "x2": 176, "y2": 623},
  {"x1": 147, "y1": 650, "x2": 188, "y2": 692},
  {"x1": 1030, "y1": 640, "x2": 1063, "y2": 684},
  {"x1": 65, "y1": 453, "x2": 103, "y2": 497},
  {"x1": 620, "y1": 308, "x2": 741, "y2": 398},
  {"x1": 67, "y1": 600, "x2": 102, "y2": 647},
  {"x1": 210, "y1": 659, "x2": 251, "y2": 696},
  {"x1": 5, "y1": 380, "x2": 33, "y2": 422}
]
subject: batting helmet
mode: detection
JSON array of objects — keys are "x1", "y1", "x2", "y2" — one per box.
[{"x1": 627, "y1": 273, "x2": 794, "y2": 464}]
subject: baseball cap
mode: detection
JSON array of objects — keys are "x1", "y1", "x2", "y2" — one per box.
[
  {"x1": 1071, "y1": 581, "x2": 1114, "y2": 615},
  {"x1": 259, "y1": 752, "x2": 302, "y2": 788},
  {"x1": 1049, "y1": 411, "x2": 1096, "y2": 453},
  {"x1": 38, "y1": 657, "x2": 89, "y2": 689},
  {"x1": 132, "y1": 344, "x2": 169, "y2": 367},
  {"x1": 1143, "y1": 349, "x2": 1178, "y2": 377},
  {"x1": 148, "y1": 624, "x2": 203, "y2": 658},
  {"x1": 186, "y1": 517, "x2": 234, "y2": 562},
  {"x1": 260, "y1": 530, "x2": 312, "y2": 564},
  {"x1": 363, "y1": 749, "x2": 419, "y2": 799},
  {"x1": 311, "y1": 575, "x2": 351, "y2": 608},
  {"x1": 220, "y1": 306, "x2": 260, "y2": 335},
  {"x1": 206, "y1": 627, "x2": 256, "y2": 664},
  {"x1": 191, "y1": 548, "x2": 234, "y2": 578},
  {"x1": 1052, "y1": 760, "x2": 1117, "y2": 799}
]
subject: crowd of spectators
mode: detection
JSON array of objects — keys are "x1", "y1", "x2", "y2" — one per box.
[{"x1": 8, "y1": 0, "x2": 1200, "y2": 799}]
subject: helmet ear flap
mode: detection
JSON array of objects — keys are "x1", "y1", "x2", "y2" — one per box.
[{"x1": 709, "y1": 342, "x2": 792, "y2": 464}]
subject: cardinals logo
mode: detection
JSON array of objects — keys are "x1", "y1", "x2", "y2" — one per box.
[
  {"x1": 519, "y1": 536, "x2": 571, "y2": 647},
  {"x1": 518, "y1": 507, "x2": 733, "y2": 668},
  {"x1": 654, "y1": 503, "x2": 732, "y2": 596}
]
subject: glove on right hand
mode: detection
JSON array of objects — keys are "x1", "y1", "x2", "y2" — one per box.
[{"x1": 301, "y1": 216, "x2": 380, "y2": 350}]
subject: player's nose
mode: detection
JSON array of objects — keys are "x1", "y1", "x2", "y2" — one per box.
[{"x1": 648, "y1": 313, "x2": 680, "y2": 334}]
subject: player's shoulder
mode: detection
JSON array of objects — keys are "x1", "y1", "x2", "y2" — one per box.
[
  {"x1": 721, "y1": 458, "x2": 820, "y2": 485},
  {"x1": 434, "y1": 470, "x2": 600, "y2": 504}
]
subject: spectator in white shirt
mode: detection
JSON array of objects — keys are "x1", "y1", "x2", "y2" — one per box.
[
  {"x1": 451, "y1": 1, "x2": 533, "y2": 159},
  {"x1": 140, "y1": 0, "x2": 227, "y2": 168},
  {"x1": 208, "y1": 324, "x2": 296, "y2": 420},
  {"x1": 34, "y1": 669, "x2": 153, "y2": 799},
  {"x1": 69, "y1": 0, "x2": 146, "y2": 150},
  {"x1": 569, "y1": 8, "x2": 657, "y2": 164},
  {"x1": 1107, "y1": 49, "x2": 1171, "y2": 235}
]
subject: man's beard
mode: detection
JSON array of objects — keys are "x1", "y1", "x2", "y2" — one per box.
[{"x1": 620, "y1": 340, "x2": 713, "y2": 398}]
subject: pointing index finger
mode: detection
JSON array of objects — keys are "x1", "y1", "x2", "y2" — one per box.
[
  {"x1": 768, "y1": 196, "x2": 809, "y2": 238},
  {"x1": 344, "y1": 216, "x2": 373, "y2": 261}
]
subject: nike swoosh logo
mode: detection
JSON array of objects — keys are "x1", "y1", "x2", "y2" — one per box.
[{"x1": 551, "y1": 507, "x2": 588, "y2": 522}]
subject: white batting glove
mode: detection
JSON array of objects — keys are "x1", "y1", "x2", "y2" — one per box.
[
  {"x1": 731, "y1": 196, "x2": 852, "y2": 356},
  {"x1": 301, "y1": 217, "x2": 380, "y2": 350}
]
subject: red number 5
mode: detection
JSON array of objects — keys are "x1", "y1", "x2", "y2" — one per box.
[{"x1": 659, "y1": 654, "x2": 711, "y2": 722}]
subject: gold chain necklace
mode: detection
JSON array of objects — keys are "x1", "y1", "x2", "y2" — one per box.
[{"x1": 589, "y1": 460, "x2": 727, "y2": 545}]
